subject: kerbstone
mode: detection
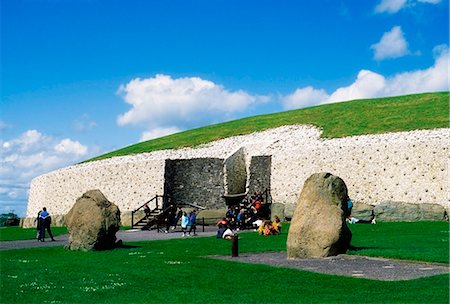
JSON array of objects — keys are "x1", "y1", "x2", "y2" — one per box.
[
  {"x1": 287, "y1": 172, "x2": 352, "y2": 259},
  {"x1": 65, "y1": 190, "x2": 121, "y2": 251}
]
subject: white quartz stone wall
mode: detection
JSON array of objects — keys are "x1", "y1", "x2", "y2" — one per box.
[
  {"x1": 269, "y1": 129, "x2": 449, "y2": 216},
  {"x1": 26, "y1": 125, "x2": 449, "y2": 225},
  {"x1": 28, "y1": 159, "x2": 165, "y2": 219}
]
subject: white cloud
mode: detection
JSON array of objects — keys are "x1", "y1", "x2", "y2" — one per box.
[
  {"x1": 375, "y1": 0, "x2": 442, "y2": 13},
  {"x1": 54, "y1": 139, "x2": 88, "y2": 156},
  {"x1": 2, "y1": 130, "x2": 47, "y2": 153},
  {"x1": 140, "y1": 127, "x2": 182, "y2": 142},
  {"x1": 327, "y1": 70, "x2": 387, "y2": 103},
  {"x1": 282, "y1": 45, "x2": 449, "y2": 109},
  {"x1": 371, "y1": 26, "x2": 410, "y2": 60},
  {"x1": 375, "y1": 0, "x2": 407, "y2": 13},
  {"x1": 282, "y1": 87, "x2": 329, "y2": 110},
  {"x1": 0, "y1": 130, "x2": 92, "y2": 216},
  {"x1": 117, "y1": 74, "x2": 268, "y2": 139},
  {"x1": 383, "y1": 45, "x2": 449, "y2": 96}
]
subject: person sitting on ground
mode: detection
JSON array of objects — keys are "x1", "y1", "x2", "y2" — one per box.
[
  {"x1": 250, "y1": 192, "x2": 258, "y2": 202},
  {"x1": 270, "y1": 215, "x2": 282, "y2": 234},
  {"x1": 236, "y1": 209, "x2": 246, "y2": 230},
  {"x1": 347, "y1": 211, "x2": 376, "y2": 224},
  {"x1": 252, "y1": 218, "x2": 263, "y2": 230},
  {"x1": 258, "y1": 220, "x2": 272, "y2": 235},
  {"x1": 216, "y1": 217, "x2": 228, "y2": 227},
  {"x1": 222, "y1": 226, "x2": 234, "y2": 240},
  {"x1": 216, "y1": 222, "x2": 227, "y2": 239},
  {"x1": 263, "y1": 221, "x2": 272, "y2": 236},
  {"x1": 226, "y1": 206, "x2": 234, "y2": 221}
]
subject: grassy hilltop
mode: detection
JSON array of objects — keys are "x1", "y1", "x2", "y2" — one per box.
[{"x1": 89, "y1": 92, "x2": 449, "y2": 162}]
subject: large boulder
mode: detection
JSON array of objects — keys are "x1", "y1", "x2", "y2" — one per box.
[
  {"x1": 287, "y1": 172, "x2": 352, "y2": 259},
  {"x1": 65, "y1": 190, "x2": 121, "y2": 251}
]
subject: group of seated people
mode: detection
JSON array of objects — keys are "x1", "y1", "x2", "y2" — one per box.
[
  {"x1": 256, "y1": 215, "x2": 282, "y2": 236},
  {"x1": 216, "y1": 214, "x2": 282, "y2": 239},
  {"x1": 224, "y1": 192, "x2": 266, "y2": 230}
]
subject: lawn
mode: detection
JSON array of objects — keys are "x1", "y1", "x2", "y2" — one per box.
[
  {"x1": 0, "y1": 222, "x2": 448, "y2": 303},
  {"x1": 0, "y1": 226, "x2": 131, "y2": 242},
  {"x1": 0, "y1": 227, "x2": 68, "y2": 242},
  {"x1": 86, "y1": 92, "x2": 449, "y2": 162}
]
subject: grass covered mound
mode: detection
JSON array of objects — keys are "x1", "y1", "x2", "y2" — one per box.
[
  {"x1": 89, "y1": 92, "x2": 448, "y2": 162},
  {"x1": 1, "y1": 222, "x2": 448, "y2": 303}
]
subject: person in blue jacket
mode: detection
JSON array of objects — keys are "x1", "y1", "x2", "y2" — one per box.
[
  {"x1": 187, "y1": 209, "x2": 197, "y2": 236},
  {"x1": 39, "y1": 207, "x2": 55, "y2": 241}
]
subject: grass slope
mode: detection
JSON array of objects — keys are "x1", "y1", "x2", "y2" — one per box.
[
  {"x1": 1, "y1": 222, "x2": 448, "y2": 303},
  {"x1": 88, "y1": 92, "x2": 448, "y2": 162}
]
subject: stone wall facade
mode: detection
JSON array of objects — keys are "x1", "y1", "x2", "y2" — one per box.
[
  {"x1": 224, "y1": 148, "x2": 247, "y2": 195},
  {"x1": 163, "y1": 158, "x2": 225, "y2": 209},
  {"x1": 248, "y1": 156, "x2": 272, "y2": 204},
  {"x1": 24, "y1": 126, "x2": 449, "y2": 227}
]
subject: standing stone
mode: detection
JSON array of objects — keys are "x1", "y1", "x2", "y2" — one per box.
[
  {"x1": 65, "y1": 190, "x2": 121, "y2": 251},
  {"x1": 287, "y1": 172, "x2": 352, "y2": 259}
]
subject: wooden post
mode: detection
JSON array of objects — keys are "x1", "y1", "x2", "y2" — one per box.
[
  {"x1": 232, "y1": 234, "x2": 239, "y2": 257},
  {"x1": 131, "y1": 211, "x2": 134, "y2": 229}
]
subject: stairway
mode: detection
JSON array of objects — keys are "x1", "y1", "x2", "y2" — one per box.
[{"x1": 132, "y1": 208, "x2": 164, "y2": 230}]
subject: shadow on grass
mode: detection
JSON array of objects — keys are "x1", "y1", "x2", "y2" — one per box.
[
  {"x1": 118, "y1": 244, "x2": 141, "y2": 249},
  {"x1": 348, "y1": 245, "x2": 381, "y2": 251},
  {"x1": 92, "y1": 241, "x2": 141, "y2": 251}
]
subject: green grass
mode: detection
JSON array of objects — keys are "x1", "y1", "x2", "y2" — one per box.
[
  {"x1": 0, "y1": 226, "x2": 130, "y2": 242},
  {"x1": 0, "y1": 227, "x2": 68, "y2": 242},
  {"x1": 87, "y1": 92, "x2": 449, "y2": 162},
  {"x1": 347, "y1": 221, "x2": 449, "y2": 264},
  {"x1": 1, "y1": 222, "x2": 448, "y2": 303}
]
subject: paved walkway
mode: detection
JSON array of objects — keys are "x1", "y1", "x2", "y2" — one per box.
[
  {"x1": 211, "y1": 251, "x2": 450, "y2": 281},
  {"x1": 0, "y1": 226, "x2": 218, "y2": 250}
]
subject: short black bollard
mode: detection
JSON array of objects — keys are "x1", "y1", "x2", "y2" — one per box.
[{"x1": 232, "y1": 233, "x2": 239, "y2": 257}]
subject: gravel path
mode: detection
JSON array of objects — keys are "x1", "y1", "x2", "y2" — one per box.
[
  {"x1": 210, "y1": 251, "x2": 449, "y2": 281},
  {"x1": 0, "y1": 226, "x2": 218, "y2": 250}
]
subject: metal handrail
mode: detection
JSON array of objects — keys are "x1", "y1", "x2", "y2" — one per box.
[
  {"x1": 131, "y1": 194, "x2": 183, "y2": 226},
  {"x1": 133, "y1": 195, "x2": 159, "y2": 213}
]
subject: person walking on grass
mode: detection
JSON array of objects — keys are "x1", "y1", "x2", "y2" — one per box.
[{"x1": 39, "y1": 207, "x2": 55, "y2": 241}]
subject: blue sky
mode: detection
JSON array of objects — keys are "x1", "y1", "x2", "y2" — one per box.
[{"x1": 1, "y1": 0, "x2": 448, "y2": 216}]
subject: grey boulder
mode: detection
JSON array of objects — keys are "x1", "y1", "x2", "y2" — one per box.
[
  {"x1": 65, "y1": 190, "x2": 121, "y2": 251},
  {"x1": 287, "y1": 172, "x2": 352, "y2": 259}
]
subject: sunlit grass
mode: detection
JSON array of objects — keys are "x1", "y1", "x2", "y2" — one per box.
[
  {"x1": 0, "y1": 227, "x2": 68, "y2": 242},
  {"x1": 87, "y1": 92, "x2": 448, "y2": 162},
  {"x1": 1, "y1": 222, "x2": 448, "y2": 303}
]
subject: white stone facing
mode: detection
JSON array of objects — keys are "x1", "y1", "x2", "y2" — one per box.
[
  {"x1": 26, "y1": 125, "x2": 449, "y2": 225},
  {"x1": 28, "y1": 159, "x2": 166, "y2": 220}
]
